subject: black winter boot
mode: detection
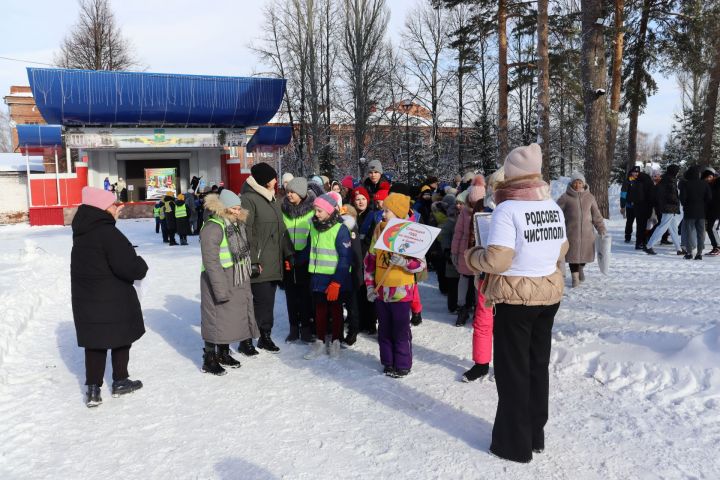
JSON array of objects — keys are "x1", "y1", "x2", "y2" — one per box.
[
  {"x1": 410, "y1": 312, "x2": 423, "y2": 326},
  {"x1": 300, "y1": 324, "x2": 316, "y2": 343},
  {"x1": 216, "y1": 345, "x2": 241, "y2": 369},
  {"x1": 455, "y1": 306, "x2": 470, "y2": 327},
  {"x1": 344, "y1": 330, "x2": 358, "y2": 346},
  {"x1": 238, "y1": 339, "x2": 259, "y2": 357},
  {"x1": 85, "y1": 384, "x2": 102, "y2": 408},
  {"x1": 257, "y1": 330, "x2": 280, "y2": 353},
  {"x1": 462, "y1": 363, "x2": 489, "y2": 382},
  {"x1": 111, "y1": 378, "x2": 143, "y2": 397},
  {"x1": 285, "y1": 324, "x2": 300, "y2": 343},
  {"x1": 202, "y1": 349, "x2": 227, "y2": 376}
]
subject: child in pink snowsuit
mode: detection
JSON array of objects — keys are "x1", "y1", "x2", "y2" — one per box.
[{"x1": 463, "y1": 277, "x2": 493, "y2": 381}]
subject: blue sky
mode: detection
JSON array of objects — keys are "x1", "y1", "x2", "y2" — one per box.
[{"x1": 1, "y1": 0, "x2": 678, "y2": 141}]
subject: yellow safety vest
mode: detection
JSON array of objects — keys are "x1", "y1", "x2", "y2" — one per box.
[
  {"x1": 154, "y1": 206, "x2": 164, "y2": 219},
  {"x1": 283, "y1": 210, "x2": 314, "y2": 251},
  {"x1": 308, "y1": 222, "x2": 342, "y2": 275},
  {"x1": 201, "y1": 217, "x2": 234, "y2": 272},
  {"x1": 175, "y1": 204, "x2": 188, "y2": 218}
]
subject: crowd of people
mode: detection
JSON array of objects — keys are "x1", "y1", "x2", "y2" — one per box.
[
  {"x1": 621, "y1": 164, "x2": 719, "y2": 259},
  {"x1": 74, "y1": 146, "x2": 720, "y2": 464}
]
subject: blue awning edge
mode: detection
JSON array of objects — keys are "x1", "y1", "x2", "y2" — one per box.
[
  {"x1": 16, "y1": 124, "x2": 63, "y2": 147},
  {"x1": 27, "y1": 68, "x2": 286, "y2": 128},
  {"x1": 246, "y1": 126, "x2": 292, "y2": 153}
]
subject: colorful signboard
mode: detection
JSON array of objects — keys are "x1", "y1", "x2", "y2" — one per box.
[
  {"x1": 373, "y1": 219, "x2": 441, "y2": 259},
  {"x1": 145, "y1": 168, "x2": 177, "y2": 199},
  {"x1": 65, "y1": 128, "x2": 246, "y2": 149}
]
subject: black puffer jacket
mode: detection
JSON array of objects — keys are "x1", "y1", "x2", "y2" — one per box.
[
  {"x1": 71, "y1": 205, "x2": 148, "y2": 349},
  {"x1": 627, "y1": 172, "x2": 654, "y2": 215},
  {"x1": 679, "y1": 166, "x2": 712, "y2": 219},
  {"x1": 655, "y1": 173, "x2": 681, "y2": 215}
]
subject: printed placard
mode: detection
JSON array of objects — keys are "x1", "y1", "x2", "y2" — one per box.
[
  {"x1": 373, "y1": 218, "x2": 441, "y2": 259},
  {"x1": 473, "y1": 213, "x2": 492, "y2": 247}
]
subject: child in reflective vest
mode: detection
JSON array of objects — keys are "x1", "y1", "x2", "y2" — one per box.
[
  {"x1": 303, "y1": 194, "x2": 352, "y2": 360},
  {"x1": 281, "y1": 177, "x2": 315, "y2": 343},
  {"x1": 364, "y1": 193, "x2": 427, "y2": 378}
]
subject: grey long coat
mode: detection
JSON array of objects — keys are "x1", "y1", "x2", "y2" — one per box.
[
  {"x1": 556, "y1": 186, "x2": 607, "y2": 264},
  {"x1": 200, "y1": 198, "x2": 259, "y2": 343}
]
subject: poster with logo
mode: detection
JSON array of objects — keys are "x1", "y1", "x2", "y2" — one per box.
[
  {"x1": 373, "y1": 219, "x2": 441, "y2": 259},
  {"x1": 145, "y1": 168, "x2": 177, "y2": 199}
]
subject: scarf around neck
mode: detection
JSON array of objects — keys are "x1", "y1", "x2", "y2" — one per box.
[
  {"x1": 223, "y1": 217, "x2": 251, "y2": 286},
  {"x1": 493, "y1": 174, "x2": 551, "y2": 205},
  {"x1": 312, "y1": 212, "x2": 340, "y2": 232}
]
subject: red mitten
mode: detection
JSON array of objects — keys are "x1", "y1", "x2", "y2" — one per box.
[{"x1": 325, "y1": 281, "x2": 341, "y2": 302}]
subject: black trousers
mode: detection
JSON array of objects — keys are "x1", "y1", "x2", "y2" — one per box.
[
  {"x1": 283, "y1": 265, "x2": 313, "y2": 329},
  {"x1": 569, "y1": 263, "x2": 586, "y2": 273},
  {"x1": 624, "y1": 207, "x2": 636, "y2": 242},
  {"x1": 344, "y1": 288, "x2": 360, "y2": 335},
  {"x1": 634, "y1": 210, "x2": 650, "y2": 247},
  {"x1": 491, "y1": 302, "x2": 560, "y2": 463},
  {"x1": 706, "y1": 216, "x2": 719, "y2": 249},
  {"x1": 84, "y1": 345, "x2": 131, "y2": 386},
  {"x1": 357, "y1": 285, "x2": 377, "y2": 332},
  {"x1": 251, "y1": 281, "x2": 277, "y2": 332}
]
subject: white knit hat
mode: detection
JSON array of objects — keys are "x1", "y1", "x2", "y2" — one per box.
[{"x1": 504, "y1": 143, "x2": 542, "y2": 179}]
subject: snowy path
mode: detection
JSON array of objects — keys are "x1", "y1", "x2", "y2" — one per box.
[{"x1": 0, "y1": 219, "x2": 718, "y2": 479}]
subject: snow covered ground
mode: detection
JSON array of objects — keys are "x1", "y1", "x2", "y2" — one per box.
[{"x1": 1, "y1": 212, "x2": 719, "y2": 479}]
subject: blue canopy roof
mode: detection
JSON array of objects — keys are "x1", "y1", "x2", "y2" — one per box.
[
  {"x1": 27, "y1": 68, "x2": 286, "y2": 128},
  {"x1": 16, "y1": 124, "x2": 63, "y2": 147},
  {"x1": 246, "y1": 126, "x2": 292, "y2": 153}
]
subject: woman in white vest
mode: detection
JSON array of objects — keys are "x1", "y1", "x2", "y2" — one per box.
[
  {"x1": 199, "y1": 190, "x2": 259, "y2": 376},
  {"x1": 464, "y1": 144, "x2": 568, "y2": 463}
]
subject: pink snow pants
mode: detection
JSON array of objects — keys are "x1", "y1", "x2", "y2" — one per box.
[{"x1": 473, "y1": 279, "x2": 493, "y2": 364}]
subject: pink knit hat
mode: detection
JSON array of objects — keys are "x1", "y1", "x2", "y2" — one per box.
[
  {"x1": 314, "y1": 193, "x2": 338, "y2": 215},
  {"x1": 328, "y1": 191, "x2": 343, "y2": 209},
  {"x1": 467, "y1": 174, "x2": 486, "y2": 204},
  {"x1": 82, "y1": 186, "x2": 117, "y2": 210},
  {"x1": 504, "y1": 143, "x2": 542, "y2": 179}
]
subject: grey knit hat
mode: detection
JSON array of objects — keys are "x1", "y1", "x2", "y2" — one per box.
[
  {"x1": 219, "y1": 189, "x2": 242, "y2": 208},
  {"x1": 367, "y1": 159, "x2": 383, "y2": 174},
  {"x1": 286, "y1": 177, "x2": 308, "y2": 198},
  {"x1": 570, "y1": 171, "x2": 586, "y2": 184}
]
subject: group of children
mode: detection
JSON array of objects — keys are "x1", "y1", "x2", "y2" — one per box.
[{"x1": 278, "y1": 171, "x2": 501, "y2": 380}]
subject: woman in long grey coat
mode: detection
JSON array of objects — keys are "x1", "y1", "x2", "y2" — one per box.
[
  {"x1": 556, "y1": 172, "x2": 607, "y2": 287},
  {"x1": 200, "y1": 189, "x2": 259, "y2": 375}
]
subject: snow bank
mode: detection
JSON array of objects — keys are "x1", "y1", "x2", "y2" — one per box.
[{"x1": 0, "y1": 238, "x2": 66, "y2": 375}]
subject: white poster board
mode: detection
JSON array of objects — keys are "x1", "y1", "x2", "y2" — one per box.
[
  {"x1": 473, "y1": 213, "x2": 492, "y2": 247},
  {"x1": 373, "y1": 218, "x2": 441, "y2": 259}
]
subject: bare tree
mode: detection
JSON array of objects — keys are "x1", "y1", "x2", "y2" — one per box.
[
  {"x1": 403, "y1": 1, "x2": 451, "y2": 167},
  {"x1": 55, "y1": 0, "x2": 138, "y2": 70},
  {"x1": 340, "y1": 0, "x2": 389, "y2": 168},
  {"x1": 581, "y1": 0, "x2": 609, "y2": 217}
]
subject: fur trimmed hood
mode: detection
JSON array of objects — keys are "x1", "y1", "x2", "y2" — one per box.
[
  {"x1": 204, "y1": 193, "x2": 249, "y2": 223},
  {"x1": 281, "y1": 190, "x2": 316, "y2": 218}
]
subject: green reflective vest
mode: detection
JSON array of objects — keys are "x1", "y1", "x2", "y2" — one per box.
[
  {"x1": 153, "y1": 206, "x2": 164, "y2": 219},
  {"x1": 201, "y1": 217, "x2": 234, "y2": 272},
  {"x1": 175, "y1": 204, "x2": 188, "y2": 218},
  {"x1": 309, "y1": 222, "x2": 342, "y2": 275},
  {"x1": 283, "y1": 210, "x2": 314, "y2": 251}
]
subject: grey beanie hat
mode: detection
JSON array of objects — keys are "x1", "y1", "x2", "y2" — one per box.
[
  {"x1": 219, "y1": 189, "x2": 242, "y2": 208},
  {"x1": 286, "y1": 177, "x2": 308, "y2": 198},
  {"x1": 570, "y1": 171, "x2": 586, "y2": 184},
  {"x1": 367, "y1": 159, "x2": 383, "y2": 174}
]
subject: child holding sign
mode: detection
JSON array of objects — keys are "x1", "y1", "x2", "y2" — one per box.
[{"x1": 364, "y1": 193, "x2": 427, "y2": 378}]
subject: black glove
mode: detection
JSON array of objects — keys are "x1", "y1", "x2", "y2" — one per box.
[{"x1": 250, "y1": 263, "x2": 262, "y2": 279}]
